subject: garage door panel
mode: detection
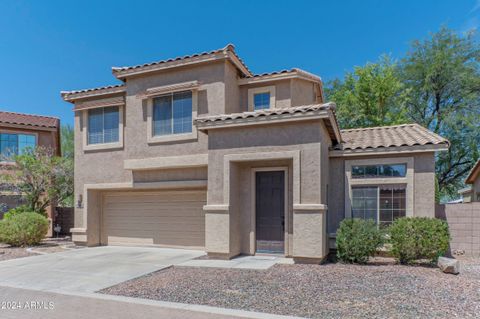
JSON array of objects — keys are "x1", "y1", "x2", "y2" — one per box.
[{"x1": 102, "y1": 190, "x2": 206, "y2": 249}]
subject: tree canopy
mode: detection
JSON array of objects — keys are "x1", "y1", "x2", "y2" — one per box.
[
  {"x1": 326, "y1": 27, "x2": 480, "y2": 198},
  {"x1": 1, "y1": 147, "x2": 73, "y2": 213}
]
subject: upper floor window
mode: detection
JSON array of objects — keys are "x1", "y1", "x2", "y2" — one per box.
[
  {"x1": 88, "y1": 106, "x2": 119, "y2": 145},
  {"x1": 248, "y1": 86, "x2": 276, "y2": 111},
  {"x1": 352, "y1": 164, "x2": 406, "y2": 179},
  {"x1": 153, "y1": 91, "x2": 192, "y2": 136},
  {"x1": 253, "y1": 92, "x2": 271, "y2": 110},
  {"x1": 0, "y1": 133, "x2": 36, "y2": 159}
]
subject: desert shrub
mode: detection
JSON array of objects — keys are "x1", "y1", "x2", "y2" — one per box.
[
  {"x1": 336, "y1": 218, "x2": 384, "y2": 264},
  {"x1": 389, "y1": 217, "x2": 450, "y2": 264},
  {"x1": 0, "y1": 212, "x2": 49, "y2": 246}
]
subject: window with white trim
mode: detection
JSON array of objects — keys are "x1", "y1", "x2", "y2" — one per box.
[
  {"x1": 0, "y1": 133, "x2": 36, "y2": 159},
  {"x1": 352, "y1": 185, "x2": 406, "y2": 227},
  {"x1": 87, "y1": 106, "x2": 119, "y2": 145},
  {"x1": 152, "y1": 91, "x2": 192, "y2": 136}
]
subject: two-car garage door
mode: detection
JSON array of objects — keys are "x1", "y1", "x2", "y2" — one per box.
[{"x1": 101, "y1": 190, "x2": 206, "y2": 249}]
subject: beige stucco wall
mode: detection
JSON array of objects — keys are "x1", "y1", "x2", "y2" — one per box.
[
  {"x1": 204, "y1": 120, "x2": 331, "y2": 260},
  {"x1": 69, "y1": 50, "x2": 330, "y2": 254},
  {"x1": 290, "y1": 78, "x2": 317, "y2": 106},
  {"x1": 73, "y1": 62, "x2": 235, "y2": 233},
  {"x1": 239, "y1": 79, "x2": 292, "y2": 110},
  {"x1": 327, "y1": 152, "x2": 437, "y2": 235}
]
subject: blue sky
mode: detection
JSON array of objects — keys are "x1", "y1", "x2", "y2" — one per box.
[{"x1": 0, "y1": 0, "x2": 478, "y2": 126}]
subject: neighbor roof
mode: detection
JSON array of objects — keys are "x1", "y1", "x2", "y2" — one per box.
[
  {"x1": 0, "y1": 111, "x2": 59, "y2": 129},
  {"x1": 466, "y1": 159, "x2": 480, "y2": 184},
  {"x1": 334, "y1": 124, "x2": 449, "y2": 152},
  {"x1": 112, "y1": 44, "x2": 252, "y2": 79}
]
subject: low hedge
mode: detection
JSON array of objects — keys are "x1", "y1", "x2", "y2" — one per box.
[
  {"x1": 0, "y1": 212, "x2": 49, "y2": 247},
  {"x1": 336, "y1": 218, "x2": 385, "y2": 264},
  {"x1": 389, "y1": 217, "x2": 450, "y2": 264}
]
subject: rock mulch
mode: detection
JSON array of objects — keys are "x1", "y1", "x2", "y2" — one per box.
[
  {"x1": 0, "y1": 237, "x2": 76, "y2": 261},
  {"x1": 0, "y1": 247, "x2": 36, "y2": 261},
  {"x1": 100, "y1": 259, "x2": 480, "y2": 319}
]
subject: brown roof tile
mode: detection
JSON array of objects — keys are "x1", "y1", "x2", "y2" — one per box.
[
  {"x1": 247, "y1": 68, "x2": 321, "y2": 82},
  {"x1": 112, "y1": 44, "x2": 252, "y2": 77},
  {"x1": 335, "y1": 124, "x2": 449, "y2": 151},
  {"x1": 195, "y1": 102, "x2": 335, "y2": 124},
  {"x1": 0, "y1": 111, "x2": 59, "y2": 129}
]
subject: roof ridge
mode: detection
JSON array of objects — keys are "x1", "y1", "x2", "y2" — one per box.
[
  {"x1": 0, "y1": 110, "x2": 59, "y2": 120},
  {"x1": 111, "y1": 44, "x2": 251, "y2": 75},
  {"x1": 340, "y1": 123, "x2": 416, "y2": 132}
]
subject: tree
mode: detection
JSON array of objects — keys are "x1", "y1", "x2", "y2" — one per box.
[
  {"x1": 325, "y1": 56, "x2": 409, "y2": 129},
  {"x1": 61, "y1": 124, "x2": 74, "y2": 160},
  {"x1": 60, "y1": 125, "x2": 75, "y2": 206},
  {"x1": 1, "y1": 147, "x2": 74, "y2": 213},
  {"x1": 399, "y1": 27, "x2": 480, "y2": 197}
]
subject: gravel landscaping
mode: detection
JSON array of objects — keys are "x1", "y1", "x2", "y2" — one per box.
[
  {"x1": 101, "y1": 258, "x2": 480, "y2": 319},
  {"x1": 0, "y1": 246, "x2": 36, "y2": 261},
  {"x1": 0, "y1": 237, "x2": 76, "y2": 261}
]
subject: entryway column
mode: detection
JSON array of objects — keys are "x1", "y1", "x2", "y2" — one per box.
[
  {"x1": 292, "y1": 204, "x2": 328, "y2": 263},
  {"x1": 204, "y1": 205, "x2": 233, "y2": 259}
]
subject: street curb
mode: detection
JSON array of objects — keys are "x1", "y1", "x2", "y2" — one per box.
[{"x1": 56, "y1": 290, "x2": 305, "y2": 319}]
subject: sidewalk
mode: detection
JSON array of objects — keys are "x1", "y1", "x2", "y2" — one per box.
[{"x1": 0, "y1": 286, "x2": 302, "y2": 319}]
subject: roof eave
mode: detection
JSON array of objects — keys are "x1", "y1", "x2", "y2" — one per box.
[
  {"x1": 61, "y1": 86, "x2": 126, "y2": 103},
  {"x1": 238, "y1": 71, "x2": 322, "y2": 86},
  {"x1": 196, "y1": 110, "x2": 331, "y2": 131},
  {"x1": 329, "y1": 143, "x2": 449, "y2": 157}
]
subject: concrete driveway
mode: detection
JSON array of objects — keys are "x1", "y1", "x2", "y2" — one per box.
[{"x1": 0, "y1": 246, "x2": 204, "y2": 293}]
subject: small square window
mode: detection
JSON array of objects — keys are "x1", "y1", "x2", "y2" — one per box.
[{"x1": 253, "y1": 92, "x2": 270, "y2": 110}]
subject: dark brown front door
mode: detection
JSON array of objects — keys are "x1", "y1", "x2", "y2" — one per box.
[{"x1": 255, "y1": 171, "x2": 285, "y2": 253}]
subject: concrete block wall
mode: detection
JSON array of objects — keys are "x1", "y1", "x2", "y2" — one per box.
[{"x1": 436, "y1": 203, "x2": 480, "y2": 256}]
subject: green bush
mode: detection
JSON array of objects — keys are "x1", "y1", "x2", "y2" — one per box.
[
  {"x1": 336, "y1": 218, "x2": 384, "y2": 264},
  {"x1": 3, "y1": 205, "x2": 30, "y2": 220},
  {"x1": 389, "y1": 217, "x2": 450, "y2": 264},
  {"x1": 0, "y1": 212, "x2": 49, "y2": 246}
]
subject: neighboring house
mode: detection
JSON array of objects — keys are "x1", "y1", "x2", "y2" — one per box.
[
  {"x1": 61, "y1": 45, "x2": 449, "y2": 263},
  {"x1": 0, "y1": 111, "x2": 61, "y2": 222},
  {"x1": 457, "y1": 187, "x2": 473, "y2": 203},
  {"x1": 464, "y1": 160, "x2": 480, "y2": 202}
]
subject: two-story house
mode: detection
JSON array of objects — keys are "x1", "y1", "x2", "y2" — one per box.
[
  {"x1": 0, "y1": 111, "x2": 61, "y2": 224},
  {"x1": 61, "y1": 45, "x2": 448, "y2": 263}
]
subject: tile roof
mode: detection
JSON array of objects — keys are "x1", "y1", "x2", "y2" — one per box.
[
  {"x1": 0, "y1": 111, "x2": 59, "y2": 129},
  {"x1": 246, "y1": 68, "x2": 321, "y2": 82},
  {"x1": 195, "y1": 102, "x2": 335, "y2": 124},
  {"x1": 466, "y1": 159, "x2": 480, "y2": 184},
  {"x1": 335, "y1": 124, "x2": 449, "y2": 151},
  {"x1": 112, "y1": 44, "x2": 252, "y2": 77},
  {"x1": 61, "y1": 84, "x2": 125, "y2": 101}
]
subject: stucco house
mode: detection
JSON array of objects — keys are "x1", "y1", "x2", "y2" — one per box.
[
  {"x1": 0, "y1": 111, "x2": 61, "y2": 225},
  {"x1": 61, "y1": 45, "x2": 449, "y2": 263},
  {"x1": 462, "y1": 160, "x2": 480, "y2": 202}
]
